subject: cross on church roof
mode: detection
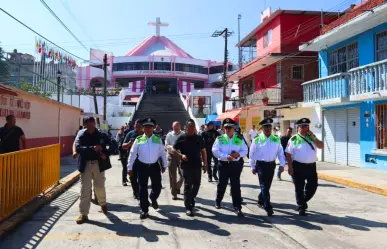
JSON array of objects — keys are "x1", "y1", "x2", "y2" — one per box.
[{"x1": 147, "y1": 17, "x2": 169, "y2": 36}]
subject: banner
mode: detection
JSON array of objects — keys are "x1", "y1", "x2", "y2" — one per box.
[
  {"x1": 252, "y1": 116, "x2": 261, "y2": 126},
  {"x1": 239, "y1": 117, "x2": 247, "y2": 133}
]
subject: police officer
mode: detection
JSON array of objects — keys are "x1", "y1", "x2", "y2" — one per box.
[
  {"x1": 122, "y1": 119, "x2": 144, "y2": 198},
  {"x1": 212, "y1": 118, "x2": 248, "y2": 217},
  {"x1": 249, "y1": 118, "x2": 285, "y2": 216},
  {"x1": 75, "y1": 116, "x2": 118, "y2": 224},
  {"x1": 285, "y1": 118, "x2": 324, "y2": 216},
  {"x1": 201, "y1": 121, "x2": 220, "y2": 182},
  {"x1": 127, "y1": 118, "x2": 167, "y2": 219}
]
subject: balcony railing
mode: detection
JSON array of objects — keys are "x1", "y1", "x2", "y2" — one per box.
[
  {"x1": 302, "y1": 73, "x2": 349, "y2": 103},
  {"x1": 348, "y1": 58, "x2": 387, "y2": 96},
  {"x1": 321, "y1": 0, "x2": 386, "y2": 34},
  {"x1": 244, "y1": 87, "x2": 281, "y2": 105}
]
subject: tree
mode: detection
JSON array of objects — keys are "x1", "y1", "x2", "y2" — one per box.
[
  {"x1": 0, "y1": 46, "x2": 10, "y2": 82},
  {"x1": 20, "y1": 78, "x2": 52, "y2": 98}
]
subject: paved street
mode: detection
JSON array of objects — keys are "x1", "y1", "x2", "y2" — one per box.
[{"x1": 1, "y1": 156, "x2": 387, "y2": 249}]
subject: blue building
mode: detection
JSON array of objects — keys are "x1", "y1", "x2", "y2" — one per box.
[{"x1": 300, "y1": 0, "x2": 387, "y2": 170}]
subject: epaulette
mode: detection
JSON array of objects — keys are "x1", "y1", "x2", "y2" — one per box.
[
  {"x1": 135, "y1": 135, "x2": 143, "y2": 139},
  {"x1": 291, "y1": 135, "x2": 297, "y2": 141}
]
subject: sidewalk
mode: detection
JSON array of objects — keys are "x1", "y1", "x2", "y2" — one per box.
[{"x1": 317, "y1": 162, "x2": 387, "y2": 196}]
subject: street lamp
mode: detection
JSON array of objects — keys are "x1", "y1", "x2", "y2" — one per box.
[{"x1": 57, "y1": 70, "x2": 61, "y2": 102}]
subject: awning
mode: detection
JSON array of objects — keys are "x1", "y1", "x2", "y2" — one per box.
[
  {"x1": 205, "y1": 115, "x2": 221, "y2": 126},
  {"x1": 216, "y1": 109, "x2": 242, "y2": 121}
]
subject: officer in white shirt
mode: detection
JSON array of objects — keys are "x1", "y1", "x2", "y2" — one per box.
[
  {"x1": 248, "y1": 125, "x2": 258, "y2": 143},
  {"x1": 212, "y1": 118, "x2": 248, "y2": 217},
  {"x1": 127, "y1": 117, "x2": 167, "y2": 219},
  {"x1": 249, "y1": 118, "x2": 285, "y2": 216},
  {"x1": 285, "y1": 118, "x2": 324, "y2": 216}
]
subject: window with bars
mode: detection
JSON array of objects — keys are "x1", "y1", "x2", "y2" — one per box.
[
  {"x1": 291, "y1": 65, "x2": 304, "y2": 80},
  {"x1": 328, "y1": 43, "x2": 358, "y2": 75},
  {"x1": 376, "y1": 31, "x2": 387, "y2": 61},
  {"x1": 376, "y1": 104, "x2": 387, "y2": 150}
]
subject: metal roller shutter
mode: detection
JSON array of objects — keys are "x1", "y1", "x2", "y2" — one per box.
[
  {"x1": 335, "y1": 109, "x2": 348, "y2": 165},
  {"x1": 323, "y1": 110, "x2": 336, "y2": 163},
  {"x1": 347, "y1": 108, "x2": 360, "y2": 167}
]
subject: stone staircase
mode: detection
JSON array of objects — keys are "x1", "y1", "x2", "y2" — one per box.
[{"x1": 133, "y1": 93, "x2": 191, "y2": 132}]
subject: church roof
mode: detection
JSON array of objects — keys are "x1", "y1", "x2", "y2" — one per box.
[{"x1": 125, "y1": 36, "x2": 193, "y2": 58}]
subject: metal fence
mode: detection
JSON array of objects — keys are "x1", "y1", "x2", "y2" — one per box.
[{"x1": 0, "y1": 144, "x2": 60, "y2": 220}]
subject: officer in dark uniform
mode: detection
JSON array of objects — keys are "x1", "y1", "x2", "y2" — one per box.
[
  {"x1": 285, "y1": 118, "x2": 324, "y2": 216},
  {"x1": 201, "y1": 121, "x2": 220, "y2": 182},
  {"x1": 212, "y1": 118, "x2": 248, "y2": 217},
  {"x1": 127, "y1": 118, "x2": 167, "y2": 219}
]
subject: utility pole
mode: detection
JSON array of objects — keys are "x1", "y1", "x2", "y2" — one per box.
[
  {"x1": 56, "y1": 70, "x2": 61, "y2": 102},
  {"x1": 92, "y1": 86, "x2": 100, "y2": 127},
  {"x1": 212, "y1": 28, "x2": 233, "y2": 113},
  {"x1": 103, "y1": 54, "x2": 108, "y2": 126},
  {"x1": 238, "y1": 14, "x2": 242, "y2": 69}
]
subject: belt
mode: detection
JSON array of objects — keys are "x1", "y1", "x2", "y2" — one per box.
[
  {"x1": 219, "y1": 160, "x2": 239, "y2": 164},
  {"x1": 138, "y1": 160, "x2": 159, "y2": 167},
  {"x1": 293, "y1": 160, "x2": 316, "y2": 166},
  {"x1": 256, "y1": 160, "x2": 275, "y2": 164}
]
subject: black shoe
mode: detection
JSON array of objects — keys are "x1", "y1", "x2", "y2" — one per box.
[
  {"x1": 140, "y1": 212, "x2": 149, "y2": 219},
  {"x1": 299, "y1": 209, "x2": 307, "y2": 216},
  {"x1": 277, "y1": 175, "x2": 282, "y2": 181},
  {"x1": 172, "y1": 195, "x2": 178, "y2": 201},
  {"x1": 186, "y1": 209, "x2": 194, "y2": 217},
  {"x1": 122, "y1": 182, "x2": 128, "y2": 186},
  {"x1": 296, "y1": 203, "x2": 308, "y2": 211},
  {"x1": 215, "y1": 202, "x2": 221, "y2": 209},
  {"x1": 208, "y1": 177, "x2": 213, "y2": 182},
  {"x1": 151, "y1": 200, "x2": 159, "y2": 210},
  {"x1": 257, "y1": 200, "x2": 264, "y2": 209},
  {"x1": 235, "y1": 208, "x2": 244, "y2": 217},
  {"x1": 133, "y1": 194, "x2": 139, "y2": 200},
  {"x1": 266, "y1": 209, "x2": 274, "y2": 217},
  {"x1": 213, "y1": 175, "x2": 219, "y2": 181}
]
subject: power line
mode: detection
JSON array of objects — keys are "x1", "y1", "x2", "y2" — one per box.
[{"x1": 0, "y1": 7, "x2": 86, "y2": 61}]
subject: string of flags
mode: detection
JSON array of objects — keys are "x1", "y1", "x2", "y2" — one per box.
[{"x1": 35, "y1": 38, "x2": 77, "y2": 68}]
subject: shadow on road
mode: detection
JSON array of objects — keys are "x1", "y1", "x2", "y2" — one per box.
[{"x1": 0, "y1": 190, "x2": 79, "y2": 249}]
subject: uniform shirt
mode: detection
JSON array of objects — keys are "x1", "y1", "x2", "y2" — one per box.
[
  {"x1": 127, "y1": 134, "x2": 167, "y2": 170},
  {"x1": 285, "y1": 133, "x2": 317, "y2": 164},
  {"x1": 0, "y1": 125, "x2": 24, "y2": 153},
  {"x1": 248, "y1": 129, "x2": 258, "y2": 141},
  {"x1": 173, "y1": 134, "x2": 205, "y2": 168},
  {"x1": 201, "y1": 129, "x2": 220, "y2": 149},
  {"x1": 249, "y1": 133, "x2": 285, "y2": 169},
  {"x1": 212, "y1": 134, "x2": 248, "y2": 162}
]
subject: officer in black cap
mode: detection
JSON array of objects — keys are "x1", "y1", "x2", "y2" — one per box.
[
  {"x1": 212, "y1": 118, "x2": 248, "y2": 217},
  {"x1": 127, "y1": 117, "x2": 167, "y2": 219},
  {"x1": 285, "y1": 118, "x2": 323, "y2": 216},
  {"x1": 249, "y1": 118, "x2": 285, "y2": 216},
  {"x1": 201, "y1": 121, "x2": 220, "y2": 182}
]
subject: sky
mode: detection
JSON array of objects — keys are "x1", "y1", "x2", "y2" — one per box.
[{"x1": 0, "y1": 0, "x2": 361, "y2": 64}]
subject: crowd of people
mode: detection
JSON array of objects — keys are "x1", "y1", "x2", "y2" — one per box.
[{"x1": 71, "y1": 116, "x2": 323, "y2": 224}]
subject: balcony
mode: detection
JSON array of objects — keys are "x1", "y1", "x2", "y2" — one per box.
[
  {"x1": 244, "y1": 87, "x2": 281, "y2": 106},
  {"x1": 302, "y1": 73, "x2": 349, "y2": 106},
  {"x1": 349, "y1": 59, "x2": 387, "y2": 101}
]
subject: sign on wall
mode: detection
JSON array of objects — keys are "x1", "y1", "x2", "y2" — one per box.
[
  {"x1": 252, "y1": 116, "x2": 261, "y2": 126},
  {"x1": 239, "y1": 117, "x2": 247, "y2": 132},
  {"x1": 0, "y1": 95, "x2": 31, "y2": 119}
]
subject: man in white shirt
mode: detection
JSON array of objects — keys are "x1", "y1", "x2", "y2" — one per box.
[
  {"x1": 249, "y1": 125, "x2": 258, "y2": 143},
  {"x1": 165, "y1": 121, "x2": 185, "y2": 200},
  {"x1": 285, "y1": 118, "x2": 323, "y2": 216},
  {"x1": 249, "y1": 118, "x2": 285, "y2": 217},
  {"x1": 127, "y1": 117, "x2": 167, "y2": 219}
]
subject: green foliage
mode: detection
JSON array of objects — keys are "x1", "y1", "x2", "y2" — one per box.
[
  {"x1": 20, "y1": 79, "x2": 52, "y2": 98},
  {"x1": 0, "y1": 46, "x2": 10, "y2": 82}
]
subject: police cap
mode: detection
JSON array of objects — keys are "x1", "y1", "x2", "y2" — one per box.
[
  {"x1": 295, "y1": 118, "x2": 311, "y2": 126},
  {"x1": 142, "y1": 117, "x2": 156, "y2": 127},
  {"x1": 259, "y1": 118, "x2": 273, "y2": 127},
  {"x1": 222, "y1": 118, "x2": 236, "y2": 128}
]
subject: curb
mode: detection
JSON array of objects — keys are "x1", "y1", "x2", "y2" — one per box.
[
  {"x1": 0, "y1": 171, "x2": 80, "y2": 238},
  {"x1": 318, "y1": 173, "x2": 387, "y2": 196}
]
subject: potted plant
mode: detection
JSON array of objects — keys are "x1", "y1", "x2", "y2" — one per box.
[{"x1": 262, "y1": 92, "x2": 269, "y2": 105}]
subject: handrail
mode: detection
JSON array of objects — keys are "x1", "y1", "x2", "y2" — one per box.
[
  {"x1": 0, "y1": 144, "x2": 60, "y2": 220},
  {"x1": 129, "y1": 90, "x2": 145, "y2": 122},
  {"x1": 348, "y1": 58, "x2": 387, "y2": 72},
  {"x1": 301, "y1": 72, "x2": 348, "y2": 86}
]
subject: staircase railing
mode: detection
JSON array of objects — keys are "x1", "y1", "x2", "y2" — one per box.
[
  {"x1": 129, "y1": 90, "x2": 145, "y2": 122},
  {"x1": 178, "y1": 90, "x2": 201, "y2": 127}
]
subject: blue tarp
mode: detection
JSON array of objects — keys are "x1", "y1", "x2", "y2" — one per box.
[{"x1": 205, "y1": 115, "x2": 221, "y2": 126}]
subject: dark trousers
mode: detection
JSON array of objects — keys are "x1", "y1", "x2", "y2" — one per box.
[
  {"x1": 120, "y1": 158, "x2": 128, "y2": 183},
  {"x1": 256, "y1": 161, "x2": 276, "y2": 210},
  {"x1": 130, "y1": 161, "x2": 139, "y2": 197},
  {"x1": 206, "y1": 148, "x2": 218, "y2": 178},
  {"x1": 182, "y1": 166, "x2": 202, "y2": 210},
  {"x1": 216, "y1": 161, "x2": 242, "y2": 209},
  {"x1": 293, "y1": 161, "x2": 318, "y2": 209},
  {"x1": 137, "y1": 162, "x2": 162, "y2": 213}
]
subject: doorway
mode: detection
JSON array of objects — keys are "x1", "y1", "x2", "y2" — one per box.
[{"x1": 147, "y1": 78, "x2": 177, "y2": 94}]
